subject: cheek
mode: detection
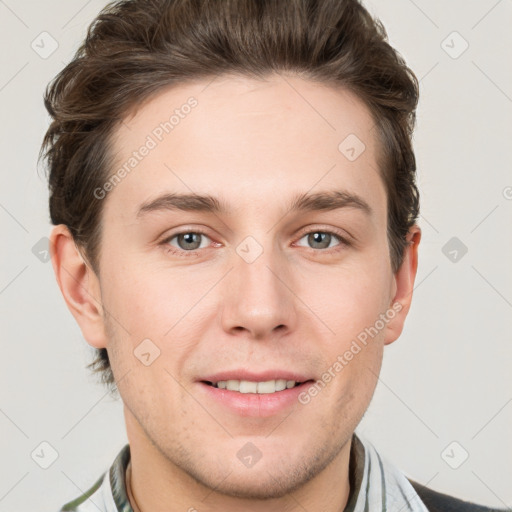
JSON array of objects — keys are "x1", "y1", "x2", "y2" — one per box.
[
  {"x1": 301, "y1": 260, "x2": 390, "y2": 405},
  {"x1": 101, "y1": 255, "x2": 185, "y2": 334},
  {"x1": 301, "y1": 260, "x2": 392, "y2": 339},
  {"x1": 101, "y1": 257, "x2": 210, "y2": 378}
]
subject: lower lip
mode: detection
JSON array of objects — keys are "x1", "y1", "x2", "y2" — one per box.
[{"x1": 197, "y1": 381, "x2": 313, "y2": 417}]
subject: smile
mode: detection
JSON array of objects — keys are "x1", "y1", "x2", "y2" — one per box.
[
  {"x1": 198, "y1": 378, "x2": 315, "y2": 417},
  {"x1": 203, "y1": 379, "x2": 304, "y2": 394}
]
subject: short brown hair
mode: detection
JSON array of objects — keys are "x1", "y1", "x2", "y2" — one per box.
[{"x1": 40, "y1": 0, "x2": 419, "y2": 391}]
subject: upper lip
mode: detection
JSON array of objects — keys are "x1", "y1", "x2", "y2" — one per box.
[{"x1": 198, "y1": 370, "x2": 314, "y2": 383}]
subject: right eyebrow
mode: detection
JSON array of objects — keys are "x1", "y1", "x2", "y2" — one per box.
[{"x1": 136, "y1": 193, "x2": 228, "y2": 218}]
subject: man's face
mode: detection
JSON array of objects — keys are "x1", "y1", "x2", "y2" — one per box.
[{"x1": 93, "y1": 74, "x2": 405, "y2": 498}]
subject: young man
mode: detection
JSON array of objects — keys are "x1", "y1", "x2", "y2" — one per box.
[{"x1": 42, "y1": 0, "x2": 502, "y2": 511}]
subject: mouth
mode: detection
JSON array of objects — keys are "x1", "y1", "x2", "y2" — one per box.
[
  {"x1": 197, "y1": 371, "x2": 315, "y2": 416},
  {"x1": 198, "y1": 378, "x2": 315, "y2": 417},
  {"x1": 201, "y1": 379, "x2": 310, "y2": 394}
]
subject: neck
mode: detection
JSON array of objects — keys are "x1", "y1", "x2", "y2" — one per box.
[
  {"x1": 125, "y1": 416, "x2": 353, "y2": 512},
  {"x1": 126, "y1": 461, "x2": 141, "y2": 512}
]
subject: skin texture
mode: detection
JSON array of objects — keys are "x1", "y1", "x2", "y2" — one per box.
[{"x1": 50, "y1": 73, "x2": 421, "y2": 512}]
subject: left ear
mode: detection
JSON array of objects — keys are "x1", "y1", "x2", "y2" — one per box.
[{"x1": 383, "y1": 224, "x2": 421, "y2": 345}]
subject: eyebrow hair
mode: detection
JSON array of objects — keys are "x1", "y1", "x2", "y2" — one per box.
[{"x1": 136, "y1": 189, "x2": 372, "y2": 218}]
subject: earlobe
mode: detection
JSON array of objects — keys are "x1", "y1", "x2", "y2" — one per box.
[
  {"x1": 384, "y1": 224, "x2": 421, "y2": 345},
  {"x1": 49, "y1": 224, "x2": 108, "y2": 349}
]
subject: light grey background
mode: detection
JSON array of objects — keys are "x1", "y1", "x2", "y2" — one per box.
[{"x1": 1, "y1": 1, "x2": 511, "y2": 510}]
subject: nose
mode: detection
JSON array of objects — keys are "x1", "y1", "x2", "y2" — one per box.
[{"x1": 220, "y1": 242, "x2": 297, "y2": 341}]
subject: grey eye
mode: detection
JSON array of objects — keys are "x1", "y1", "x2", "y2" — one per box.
[
  {"x1": 296, "y1": 231, "x2": 341, "y2": 250},
  {"x1": 169, "y1": 232, "x2": 210, "y2": 251}
]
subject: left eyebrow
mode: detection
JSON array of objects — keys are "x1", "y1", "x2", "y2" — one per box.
[
  {"x1": 288, "y1": 190, "x2": 372, "y2": 216},
  {"x1": 136, "y1": 189, "x2": 373, "y2": 218}
]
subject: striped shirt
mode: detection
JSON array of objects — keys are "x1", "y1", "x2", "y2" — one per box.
[{"x1": 58, "y1": 432, "x2": 502, "y2": 512}]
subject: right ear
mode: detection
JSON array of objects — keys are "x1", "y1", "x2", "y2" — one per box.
[{"x1": 49, "y1": 225, "x2": 108, "y2": 349}]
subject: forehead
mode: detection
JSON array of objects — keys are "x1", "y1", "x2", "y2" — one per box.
[{"x1": 105, "y1": 73, "x2": 385, "y2": 222}]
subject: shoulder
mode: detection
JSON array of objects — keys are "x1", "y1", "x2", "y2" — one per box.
[
  {"x1": 59, "y1": 473, "x2": 105, "y2": 511},
  {"x1": 408, "y1": 478, "x2": 506, "y2": 512},
  {"x1": 58, "y1": 444, "x2": 130, "y2": 512}
]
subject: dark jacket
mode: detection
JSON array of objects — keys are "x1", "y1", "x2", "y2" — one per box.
[
  {"x1": 343, "y1": 433, "x2": 506, "y2": 512},
  {"x1": 408, "y1": 479, "x2": 507, "y2": 512}
]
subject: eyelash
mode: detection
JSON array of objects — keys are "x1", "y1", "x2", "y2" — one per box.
[{"x1": 160, "y1": 227, "x2": 351, "y2": 258}]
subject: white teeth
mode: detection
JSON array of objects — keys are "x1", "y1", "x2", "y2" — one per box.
[
  {"x1": 226, "y1": 380, "x2": 240, "y2": 391},
  {"x1": 239, "y1": 381, "x2": 258, "y2": 393},
  {"x1": 275, "y1": 379, "x2": 287, "y2": 391},
  {"x1": 213, "y1": 379, "x2": 299, "y2": 394},
  {"x1": 257, "y1": 380, "x2": 276, "y2": 393}
]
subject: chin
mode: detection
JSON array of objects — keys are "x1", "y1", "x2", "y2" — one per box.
[
  {"x1": 194, "y1": 463, "x2": 314, "y2": 500},
  {"x1": 178, "y1": 441, "x2": 339, "y2": 501}
]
